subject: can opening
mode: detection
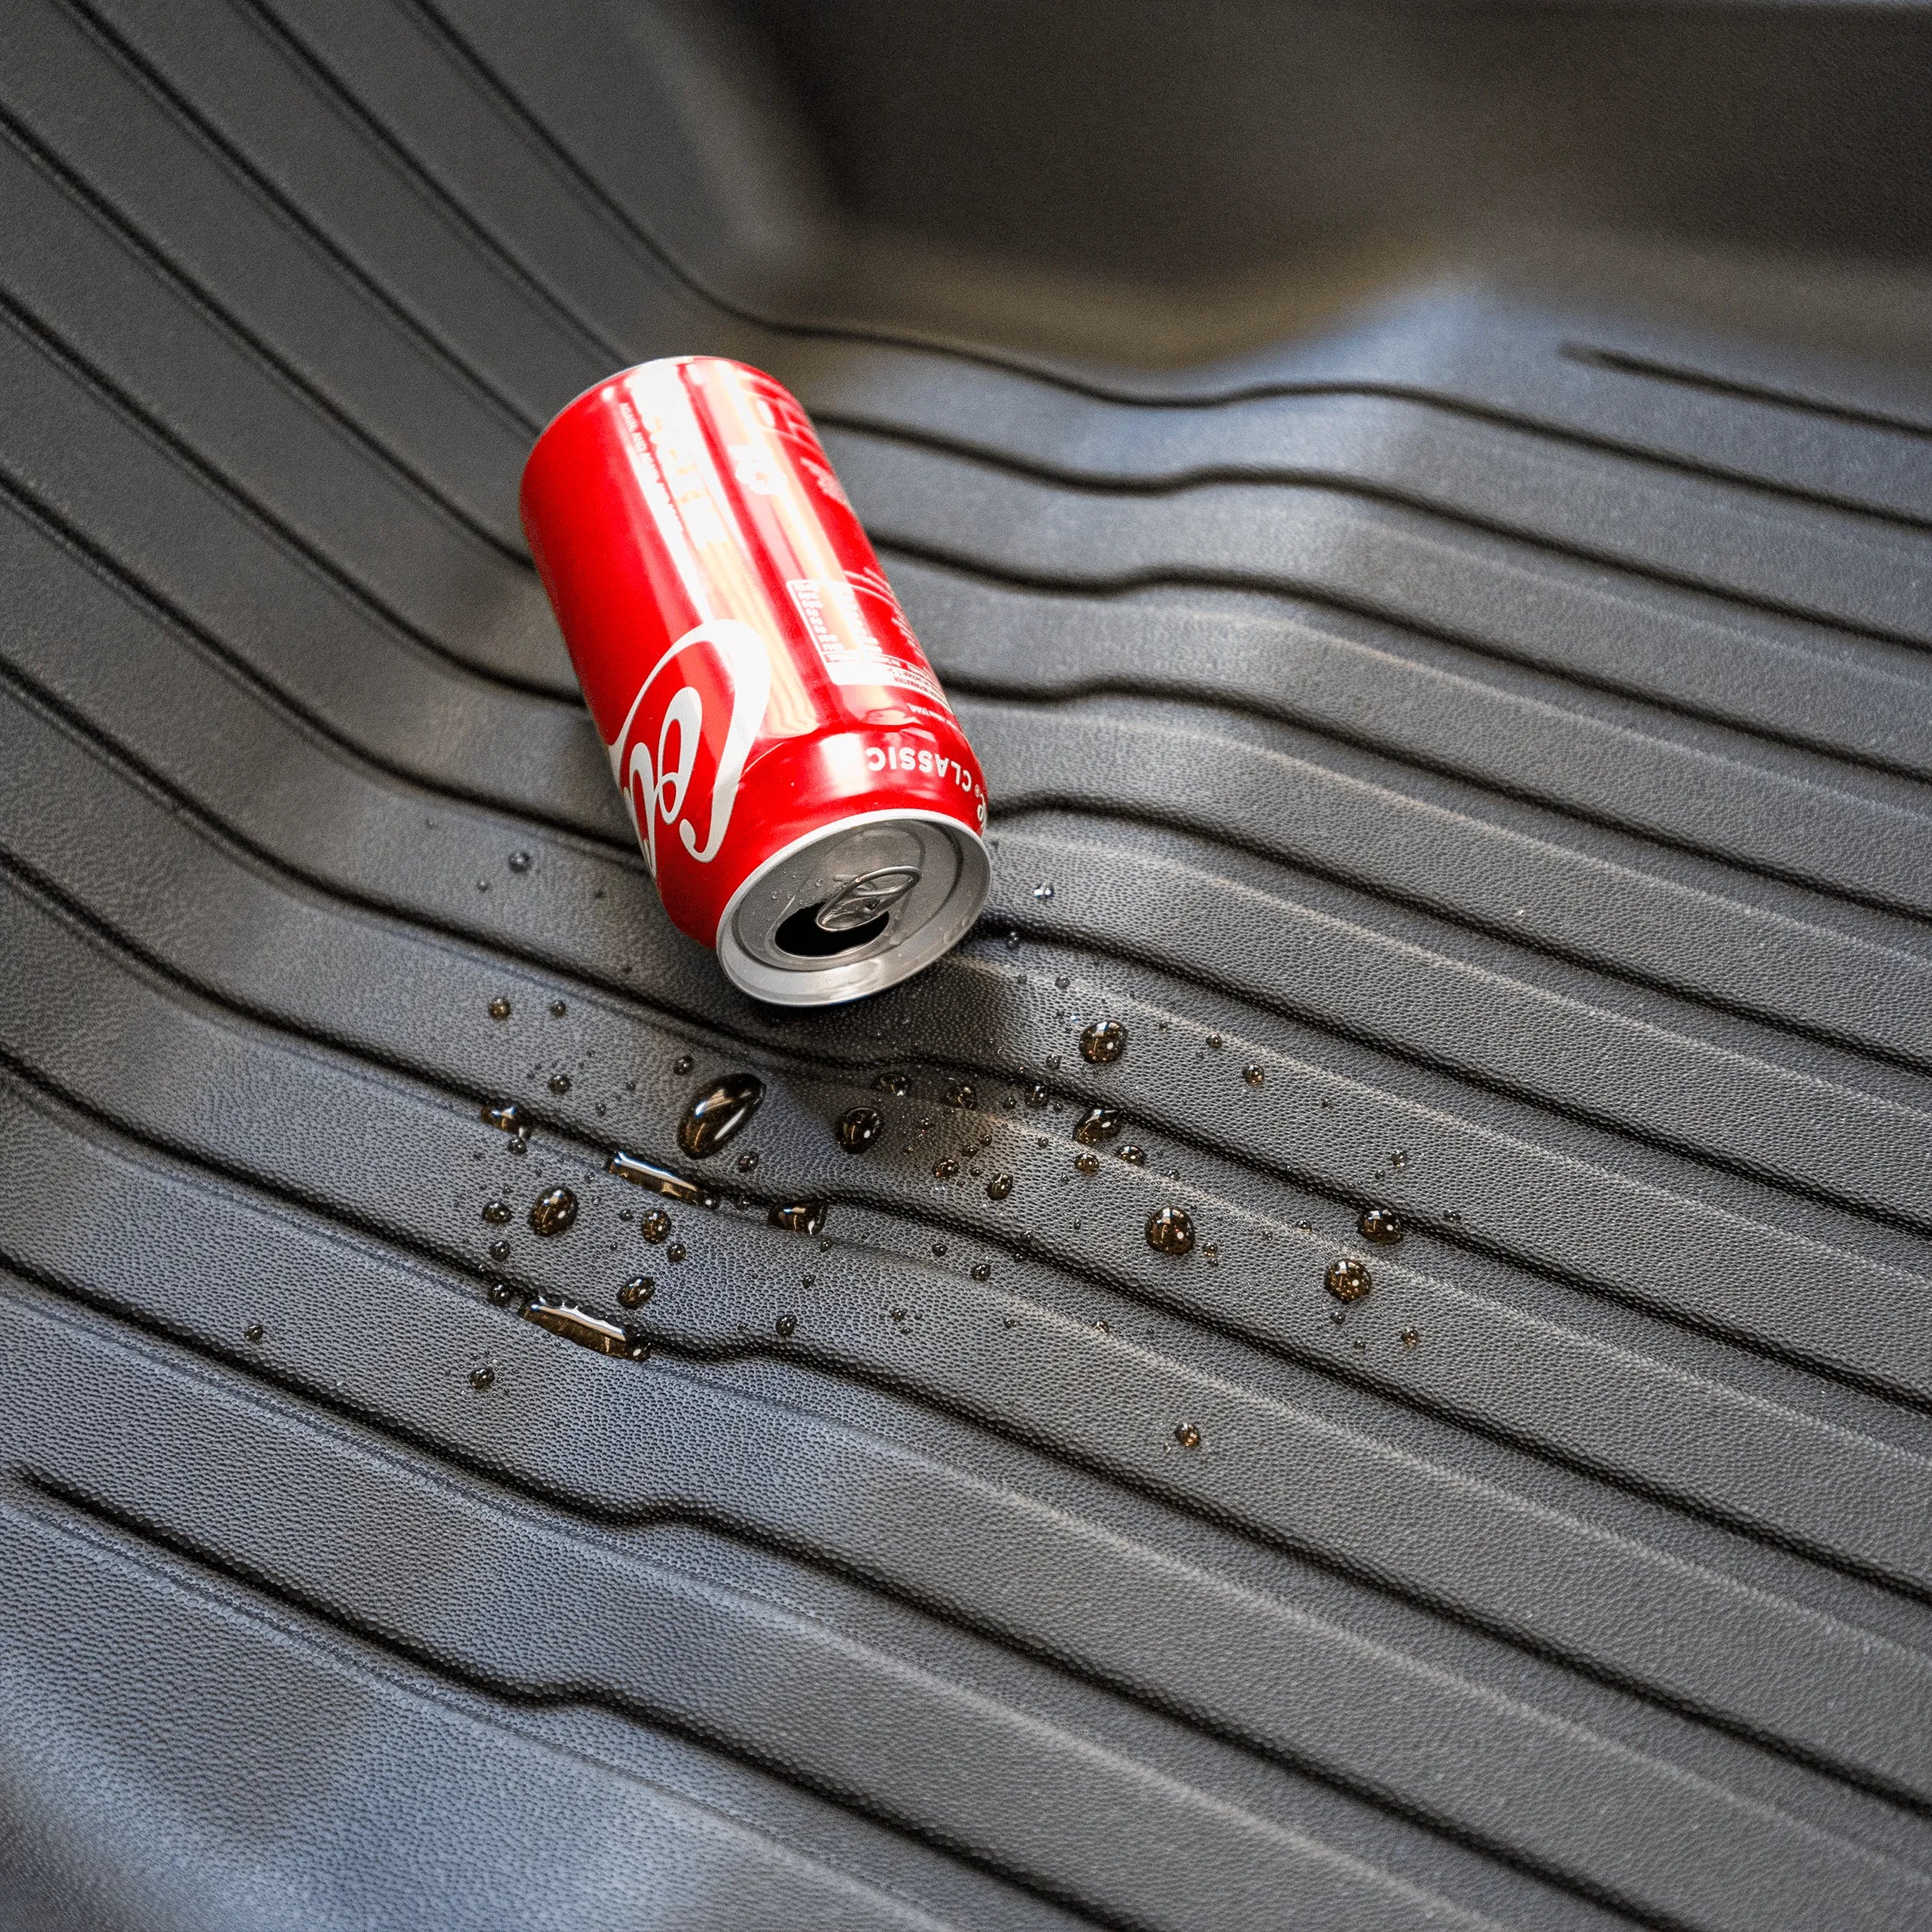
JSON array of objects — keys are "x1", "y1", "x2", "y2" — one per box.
[{"x1": 774, "y1": 903, "x2": 891, "y2": 957}]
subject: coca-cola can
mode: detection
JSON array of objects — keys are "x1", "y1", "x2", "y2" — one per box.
[{"x1": 521, "y1": 357, "x2": 990, "y2": 1005}]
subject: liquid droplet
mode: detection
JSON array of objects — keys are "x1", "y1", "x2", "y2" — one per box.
[
  {"x1": 482, "y1": 1198, "x2": 513, "y2": 1226},
  {"x1": 1357, "y1": 1207, "x2": 1404, "y2": 1244},
  {"x1": 679, "y1": 1074, "x2": 766, "y2": 1159},
  {"x1": 487, "y1": 1281, "x2": 519, "y2": 1307},
  {"x1": 470, "y1": 1363, "x2": 495, "y2": 1390},
  {"x1": 488, "y1": 1239, "x2": 511, "y2": 1262},
  {"x1": 1390, "y1": 1150, "x2": 1409, "y2": 1170},
  {"x1": 875, "y1": 1072, "x2": 911, "y2": 1098},
  {"x1": 243, "y1": 1322, "x2": 265, "y2": 1344},
  {"x1": 549, "y1": 998, "x2": 567, "y2": 1017},
  {"x1": 1119, "y1": 1145, "x2": 1147, "y2": 1166},
  {"x1": 666, "y1": 1241, "x2": 686, "y2": 1263},
  {"x1": 1005, "y1": 929, "x2": 1021, "y2": 949},
  {"x1": 776, "y1": 1313, "x2": 797, "y2": 1338},
  {"x1": 1081, "y1": 1021, "x2": 1125, "y2": 1065},
  {"x1": 942, "y1": 1082, "x2": 976, "y2": 1109},
  {"x1": 638, "y1": 1207, "x2": 672, "y2": 1243},
  {"x1": 529, "y1": 1186, "x2": 578, "y2": 1237},
  {"x1": 736, "y1": 1151, "x2": 761, "y2": 1174},
  {"x1": 673, "y1": 1054, "x2": 694, "y2": 1075},
  {"x1": 487, "y1": 997, "x2": 512, "y2": 1021},
  {"x1": 1243, "y1": 1063, "x2": 1264, "y2": 1087},
  {"x1": 932, "y1": 1242, "x2": 948, "y2": 1258},
  {"x1": 971, "y1": 1262, "x2": 991, "y2": 1281},
  {"x1": 1326, "y1": 1257, "x2": 1373, "y2": 1302},
  {"x1": 1174, "y1": 1423, "x2": 1201, "y2": 1449},
  {"x1": 934, "y1": 1157, "x2": 959, "y2": 1180},
  {"x1": 548, "y1": 1073, "x2": 572, "y2": 1095},
  {"x1": 1074, "y1": 1106, "x2": 1122, "y2": 1146},
  {"x1": 605, "y1": 1150, "x2": 718, "y2": 1208},
  {"x1": 508, "y1": 851, "x2": 532, "y2": 873},
  {"x1": 480, "y1": 1101, "x2": 529, "y2": 1134},
  {"x1": 1032, "y1": 883, "x2": 1054, "y2": 901},
  {"x1": 1402, "y1": 1328, "x2": 1419, "y2": 1349},
  {"x1": 1146, "y1": 1206, "x2": 1194, "y2": 1255},
  {"x1": 1075, "y1": 1151, "x2": 1100, "y2": 1176},
  {"x1": 617, "y1": 1275, "x2": 655, "y2": 1308},
  {"x1": 521, "y1": 1295, "x2": 649, "y2": 1358},
  {"x1": 1022, "y1": 1081, "x2": 1048, "y2": 1109},
  {"x1": 837, "y1": 1106, "x2": 884, "y2": 1152},
  {"x1": 769, "y1": 1202, "x2": 827, "y2": 1236},
  {"x1": 986, "y1": 1174, "x2": 1013, "y2": 1201}
]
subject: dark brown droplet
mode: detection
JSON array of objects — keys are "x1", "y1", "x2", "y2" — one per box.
[
  {"x1": 617, "y1": 1276, "x2": 655, "y2": 1308},
  {"x1": 470, "y1": 1364, "x2": 495, "y2": 1391},
  {"x1": 679, "y1": 1073, "x2": 765, "y2": 1159},
  {"x1": 1074, "y1": 1106, "x2": 1122, "y2": 1146},
  {"x1": 837, "y1": 1106, "x2": 884, "y2": 1152},
  {"x1": 736, "y1": 1150, "x2": 760, "y2": 1174},
  {"x1": 1146, "y1": 1206, "x2": 1194, "y2": 1255},
  {"x1": 508, "y1": 851, "x2": 533, "y2": 874},
  {"x1": 639, "y1": 1207, "x2": 671, "y2": 1243},
  {"x1": 666, "y1": 1241, "x2": 686, "y2": 1263},
  {"x1": 875, "y1": 1071, "x2": 911, "y2": 1098},
  {"x1": 1174, "y1": 1423, "x2": 1201, "y2": 1449},
  {"x1": 480, "y1": 1101, "x2": 528, "y2": 1134},
  {"x1": 1390, "y1": 1151, "x2": 1409, "y2": 1170},
  {"x1": 1326, "y1": 1257, "x2": 1373, "y2": 1302},
  {"x1": 934, "y1": 1157, "x2": 959, "y2": 1180},
  {"x1": 243, "y1": 1322, "x2": 265, "y2": 1344},
  {"x1": 1357, "y1": 1207, "x2": 1404, "y2": 1244},
  {"x1": 1402, "y1": 1328, "x2": 1419, "y2": 1348},
  {"x1": 1021, "y1": 1081, "x2": 1048, "y2": 1109},
  {"x1": 775, "y1": 1313, "x2": 797, "y2": 1338},
  {"x1": 488, "y1": 1239, "x2": 511, "y2": 1262},
  {"x1": 769, "y1": 1202, "x2": 827, "y2": 1236},
  {"x1": 521, "y1": 1296, "x2": 648, "y2": 1357},
  {"x1": 673, "y1": 1054, "x2": 694, "y2": 1075},
  {"x1": 1075, "y1": 1151, "x2": 1100, "y2": 1176},
  {"x1": 605, "y1": 1151, "x2": 718, "y2": 1208},
  {"x1": 488, "y1": 996, "x2": 512, "y2": 1021},
  {"x1": 1243, "y1": 1063, "x2": 1264, "y2": 1086},
  {"x1": 529, "y1": 1186, "x2": 578, "y2": 1237},
  {"x1": 942, "y1": 1081, "x2": 976, "y2": 1109},
  {"x1": 1080, "y1": 1020, "x2": 1125, "y2": 1065},
  {"x1": 548, "y1": 1073, "x2": 571, "y2": 1095},
  {"x1": 487, "y1": 1281, "x2": 519, "y2": 1308},
  {"x1": 482, "y1": 1198, "x2": 513, "y2": 1226},
  {"x1": 971, "y1": 1262, "x2": 991, "y2": 1281},
  {"x1": 932, "y1": 1242, "x2": 948, "y2": 1258},
  {"x1": 1119, "y1": 1145, "x2": 1147, "y2": 1166},
  {"x1": 986, "y1": 1174, "x2": 1013, "y2": 1201},
  {"x1": 548, "y1": 998, "x2": 567, "y2": 1016}
]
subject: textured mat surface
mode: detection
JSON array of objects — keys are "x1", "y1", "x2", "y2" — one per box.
[{"x1": 2, "y1": 2, "x2": 1932, "y2": 1928}]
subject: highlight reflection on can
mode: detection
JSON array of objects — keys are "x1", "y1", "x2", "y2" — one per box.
[{"x1": 521, "y1": 357, "x2": 991, "y2": 1006}]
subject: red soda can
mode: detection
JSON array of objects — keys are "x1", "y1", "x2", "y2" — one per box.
[{"x1": 520, "y1": 357, "x2": 991, "y2": 1005}]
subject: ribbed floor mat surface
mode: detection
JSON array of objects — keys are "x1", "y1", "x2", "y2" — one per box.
[{"x1": 2, "y1": 2, "x2": 1931, "y2": 1928}]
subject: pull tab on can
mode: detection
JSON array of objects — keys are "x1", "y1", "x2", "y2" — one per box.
[{"x1": 519, "y1": 357, "x2": 991, "y2": 1006}]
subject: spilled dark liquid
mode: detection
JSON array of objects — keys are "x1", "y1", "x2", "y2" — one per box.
[
  {"x1": 942, "y1": 1081, "x2": 976, "y2": 1109},
  {"x1": 487, "y1": 997, "x2": 512, "y2": 1021},
  {"x1": 1402, "y1": 1328, "x2": 1419, "y2": 1348},
  {"x1": 679, "y1": 1073, "x2": 765, "y2": 1159},
  {"x1": 487, "y1": 1281, "x2": 519, "y2": 1308},
  {"x1": 666, "y1": 1241, "x2": 686, "y2": 1262},
  {"x1": 1326, "y1": 1256, "x2": 1373, "y2": 1302},
  {"x1": 736, "y1": 1151, "x2": 760, "y2": 1173},
  {"x1": 673, "y1": 1054, "x2": 694, "y2": 1075},
  {"x1": 875, "y1": 1071, "x2": 911, "y2": 1098},
  {"x1": 1174, "y1": 1422, "x2": 1201, "y2": 1449},
  {"x1": 1074, "y1": 1106, "x2": 1122, "y2": 1146},
  {"x1": 1022, "y1": 1081, "x2": 1048, "y2": 1109},
  {"x1": 549, "y1": 998, "x2": 567, "y2": 1017},
  {"x1": 481, "y1": 1198, "x2": 512, "y2": 1226},
  {"x1": 986, "y1": 1174, "x2": 1013, "y2": 1201},
  {"x1": 607, "y1": 1150, "x2": 718, "y2": 1208},
  {"x1": 508, "y1": 851, "x2": 532, "y2": 873},
  {"x1": 528, "y1": 1186, "x2": 578, "y2": 1236},
  {"x1": 1146, "y1": 1206, "x2": 1194, "y2": 1255},
  {"x1": 837, "y1": 1106, "x2": 884, "y2": 1152},
  {"x1": 548, "y1": 1074, "x2": 571, "y2": 1095},
  {"x1": 488, "y1": 1239, "x2": 510, "y2": 1263},
  {"x1": 521, "y1": 1295, "x2": 649, "y2": 1358},
  {"x1": 1081, "y1": 1020, "x2": 1126, "y2": 1065},
  {"x1": 1357, "y1": 1207, "x2": 1404, "y2": 1245},
  {"x1": 470, "y1": 1364, "x2": 495, "y2": 1390},
  {"x1": 934, "y1": 1157, "x2": 959, "y2": 1180},
  {"x1": 1243, "y1": 1063, "x2": 1264, "y2": 1087},
  {"x1": 617, "y1": 1275, "x2": 655, "y2": 1308},
  {"x1": 243, "y1": 1323, "x2": 265, "y2": 1344},
  {"x1": 769, "y1": 1202, "x2": 827, "y2": 1236},
  {"x1": 480, "y1": 1101, "x2": 528, "y2": 1135},
  {"x1": 1120, "y1": 1145, "x2": 1147, "y2": 1166},
  {"x1": 775, "y1": 1313, "x2": 797, "y2": 1338},
  {"x1": 1074, "y1": 1151, "x2": 1100, "y2": 1175},
  {"x1": 971, "y1": 1262, "x2": 991, "y2": 1281},
  {"x1": 639, "y1": 1207, "x2": 672, "y2": 1243}
]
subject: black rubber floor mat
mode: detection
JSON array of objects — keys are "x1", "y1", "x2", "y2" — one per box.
[{"x1": 2, "y1": 2, "x2": 1931, "y2": 1929}]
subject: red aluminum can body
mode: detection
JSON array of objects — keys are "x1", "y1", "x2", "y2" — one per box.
[{"x1": 521, "y1": 357, "x2": 990, "y2": 1005}]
